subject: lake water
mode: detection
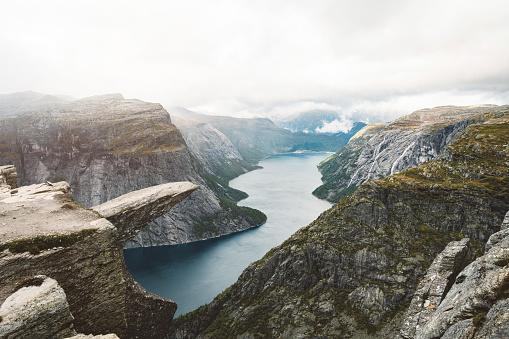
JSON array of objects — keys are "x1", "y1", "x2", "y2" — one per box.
[{"x1": 124, "y1": 152, "x2": 333, "y2": 316}]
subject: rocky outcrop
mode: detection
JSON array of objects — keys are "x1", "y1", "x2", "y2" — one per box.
[
  {"x1": 0, "y1": 276, "x2": 76, "y2": 338},
  {"x1": 400, "y1": 210, "x2": 509, "y2": 338},
  {"x1": 0, "y1": 275, "x2": 119, "y2": 339},
  {"x1": 0, "y1": 173, "x2": 196, "y2": 338},
  {"x1": 0, "y1": 165, "x2": 17, "y2": 191},
  {"x1": 0, "y1": 95, "x2": 264, "y2": 247},
  {"x1": 93, "y1": 182, "x2": 198, "y2": 243},
  {"x1": 399, "y1": 238, "x2": 474, "y2": 338},
  {"x1": 168, "y1": 108, "x2": 509, "y2": 338},
  {"x1": 314, "y1": 105, "x2": 509, "y2": 202}
]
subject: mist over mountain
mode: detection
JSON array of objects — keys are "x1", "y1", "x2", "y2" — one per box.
[
  {"x1": 0, "y1": 91, "x2": 74, "y2": 118},
  {"x1": 272, "y1": 110, "x2": 366, "y2": 137},
  {"x1": 169, "y1": 107, "x2": 358, "y2": 163}
]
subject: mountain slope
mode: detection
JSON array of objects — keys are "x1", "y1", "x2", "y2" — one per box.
[
  {"x1": 314, "y1": 105, "x2": 507, "y2": 203},
  {"x1": 0, "y1": 95, "x2": 265, "y2": 247},
  {"x1": 170, "y1": 107, "x2": 352, "y2": 163},
  {"x1": 168, "y1": 107, "x2": 509, "y2": 338}
]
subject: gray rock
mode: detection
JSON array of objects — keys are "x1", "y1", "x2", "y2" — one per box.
[
  {"x1": 0, "y1": 176, "x2": 196, "y2": 338},
  {"x1": 407, "y1": 225, "x2": 509, "y2": 338},
  {"x1": 93, "y1": 181, "x2": 198, "y2": 243},
  {"x1": 476, "y1": 299, "x2": 509, "y2": 338},
  {"x1": 0, "y1": 276, "x2": 75, "y2": 338},
  {"x1": 501, "y1": 210, "x2": 509, "y2": 230},
  {"x1": 0, "y1": 165, "x2": 17, "y2": 190},
  {"x1": 399, "y1": 238, "x2": 473, "y2": 338},
  {"x1": 440, "y1": 319, "x2": 474, "y2": 339}
]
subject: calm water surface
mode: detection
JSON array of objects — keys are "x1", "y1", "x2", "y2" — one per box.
[{"x1": 124, "y1": 152, "x2": 333, "y2": 316}]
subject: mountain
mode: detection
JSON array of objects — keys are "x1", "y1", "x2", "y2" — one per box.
[
  {"x1": 168, "y1": 105, "x2": 509, "y2": 338},
  {"x1": 169, "y1": 107, "x2": 353, "y2": 163},
  {"x1": 273, "y1": 110, "x2": 366, "y2": 137},
  {"x1": 0, "y1": 91, "x2": 73, "y2": 118},
  {"x1": 0, "y1": 94, "x2": 266, "y2": 247},
  {"x1": 313, "y1": 105, "x2": 507, "y2": 203}
]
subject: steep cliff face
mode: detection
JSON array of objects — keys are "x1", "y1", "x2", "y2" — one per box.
[
  {"x1": 171, "y1": 116, "x2": 259, "y2": 201},
  {"x1": 0, "y1": 176, "x2": 197, "y2": 338},
  {"x1": 0, "y1": 95, "x2": 265, "y2": 247},
  {"x1": 400, "y1": 211, "x2": 509, "y2": 339},
  {"x1": 168, "y1": 108, "x2": 509, "y2": 338},
  {"x1": 314, "y1": 105, "x2": 508, "y2": 203}
]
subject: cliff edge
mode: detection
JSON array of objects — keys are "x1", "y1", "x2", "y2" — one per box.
[{"x1": 0, "y1": 166, "x2": 197, "y2": 338}]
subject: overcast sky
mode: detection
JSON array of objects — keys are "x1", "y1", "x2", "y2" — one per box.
[{"x1": 1, "y1": 0, "x2": 509, "y2": 124}]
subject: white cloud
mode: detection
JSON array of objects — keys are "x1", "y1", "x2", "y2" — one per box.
[
  {"x1": 315, "y1": 118, "x2": 354, "y2": 134},
  {"x1": 1, "y1": 0, "x2": 509, "y2": 121}
]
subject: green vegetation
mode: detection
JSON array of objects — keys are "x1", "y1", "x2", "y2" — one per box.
[
  {"x1": 55, "y1": 191, "x2": 104, "y2": 218},
  {"x1": 494, "y1": 257, "x2": 509, "y2": 267},
  {"x1": 192, "y1": 195, "x2": 266, "y2": 238},
  {"x1": 0, "y1": 229, "x2": 98, "y2": 255},
  {"x1": 473, "y1": 312, "x2": 487, "y2": 327}
]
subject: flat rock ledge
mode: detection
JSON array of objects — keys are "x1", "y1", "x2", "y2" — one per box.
[
  {"x1": 93, "y1": 182, "x2": 198, "y2": 243},
  {"x1": 0, "y1": 166, "x2": 197, "y2": 338}
]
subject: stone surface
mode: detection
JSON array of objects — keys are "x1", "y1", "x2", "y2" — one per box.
[
  {"x1": 476, "y1": 298, "x2": 509, "y2": 338},
  {"x1": 399, "y1": 238, "x2": 473, "y2": 338},
  {"x1": 400, "y1": 222, "x2": 509, "y2": 338},
  {"x1": 0, "y1": 165, "x2": 17, "y2": 190},
  {"x1": 0, "y1": 181, "x2": 99, "y2": 243},
  {"x1": 93, "y1": 181, "x2": 197, "y2": 243},
  {"x1": 502, "y1": 210, "x2": 509, "y2": 230},
  {"x1": 0, "y1": 276, "x2": 75, "y2": 338},
  {"x1": 440, "y1": 319, "x2": 474, "y2": 339},
  {"x1": 0, "y1": 175, "x2": 196, "y2": 338}
]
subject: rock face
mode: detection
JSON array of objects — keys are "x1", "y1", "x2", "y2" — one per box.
[
  {"x1": 314, "y1": 105, "x2": 509, "y2": 202},
  {"x1": 399, "y1": 238, "x2": 474, "y2": 338},
  {"x1": 0, "y1": 276, "x2": 76, "y2": 338},
  {"x1": 400, "y1": 210, "x2": 509, "y2": 338},
  {"x1": 0, "y1": 174, "x2": 196, "y2": 338},
  {"x1": 168, "y1": 108, "x2": 509, "y2": 338},
  {"x1": 0, "y1": 165, "x2": 17, "y2": 191},
  {"x1": 0, "y1": 94, "x2": 264, "y2": 247},
  {"x1": 172, "y1": 116, "x2": 256, "y2": 182}
]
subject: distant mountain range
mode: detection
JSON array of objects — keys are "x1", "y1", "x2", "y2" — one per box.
[
  {"x1": 0, "y1": 91, "x2": 74, "y2": 118},
  {"x1": 272, "y1": 109, "x2": 366, "y2": 136},
  {"x1": 169, "y1": 107, "x2": 365, "y2": 163}
]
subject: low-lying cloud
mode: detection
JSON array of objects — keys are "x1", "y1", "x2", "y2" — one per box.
[{"x1": 315, "y1": 118, "x2": 354, "y2": 134}]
